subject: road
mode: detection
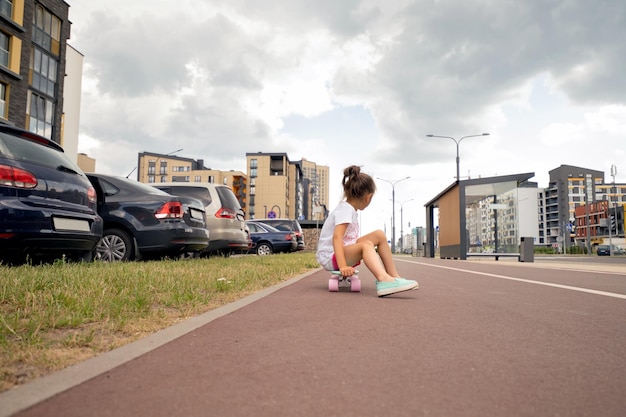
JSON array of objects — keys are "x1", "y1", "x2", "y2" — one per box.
[{"x1": 2, "y1": 256, "x2": 625, "y2": 417}]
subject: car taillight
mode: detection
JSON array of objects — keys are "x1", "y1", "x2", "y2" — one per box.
[
  {"x1": 87, "y1": 186, "x2": 97, "y2": 205},
  {"x1": 155, "y1": 201, "x2": 183, "y2": 219},
  {"x1": 285, "y1": 234, "x2": 293, "y2": 240},
  {"x1": 215, "y1": 207, "x2": 236, "y2": 219},
  {"x1": 0, "y1": 164, "x2": 37, "y2": 188}
]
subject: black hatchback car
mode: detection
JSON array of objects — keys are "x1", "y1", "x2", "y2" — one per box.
[
  {"x1": 86, "y1": 173, "x2": 209, "y2": 261},
  {"x1": 254, "y1": 218, "x2": 305, "y2": 251},
  {"x1": 245, "y1": 220, "x2": 297, "y2": 255},
  {"x1": 0, "y1": 125, "x2": 102, "y2": 264}
]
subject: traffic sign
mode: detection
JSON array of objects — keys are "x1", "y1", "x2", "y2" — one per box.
[{"x1": 267, "y1": 211, "x2": 276, "y2": 219}]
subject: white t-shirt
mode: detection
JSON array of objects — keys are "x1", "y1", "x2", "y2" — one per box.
[{"x1": 316, "y1": 200, "x2": 360, "y2": 270}]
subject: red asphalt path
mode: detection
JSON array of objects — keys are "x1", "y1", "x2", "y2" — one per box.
[{"x1": 1, "y1": 257, "x2": 625, "y2": 417}]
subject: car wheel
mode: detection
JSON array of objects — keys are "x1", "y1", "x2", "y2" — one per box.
[
  {"x1": 255, "y1": 242, "x2": 273, "y2": 256},
  {"x1": 95, "y1": 228, "x2": 134, "y2": 262}
]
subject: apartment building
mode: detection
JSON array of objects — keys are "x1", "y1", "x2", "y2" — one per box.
[
  {"x1": 245, "y1": 152, "x2": 329, "y2": 221},
  {"x1": 537, "y1": 164, "x2": 625, "y2": 251},
  {"x1": 0, "y1": 0, "x2": 70, "y2": 143},
  {"x1": 298, "y1": 158, "x2": 329, "y2": 221},
  {"x1": 136, "y1": 151, "x2": 248, "y2": 211}
]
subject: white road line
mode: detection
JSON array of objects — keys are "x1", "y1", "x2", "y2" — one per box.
[{"x1": 399, "y1": 259, "x2": 626, "y2": 300}]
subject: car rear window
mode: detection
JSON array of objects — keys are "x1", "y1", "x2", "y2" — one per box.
[
  {"x1": 216, "y1": 186, "x2": 242, "y2": 210},
  {"x1": 262, "y1": 219, "x2": 302, "y2": 232},
  {"x1": 0, "y1": 131, "x2": 82, "y2": 173},
  {"x1": 157, "y1": 186, "x2": 213, "y2": 207}
]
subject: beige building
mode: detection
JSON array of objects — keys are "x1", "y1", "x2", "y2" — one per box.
[
  {"x1": 246, "y1": 152, "x2": 328, "y2": 221},
  {"x1": 77, "y1": 152, "x2": 96, "y2": 172},
  {"x1": 136, "y1": 152, "x2": 248, "y2": 212}
]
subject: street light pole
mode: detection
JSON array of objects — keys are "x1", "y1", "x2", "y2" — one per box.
[
  {"x1": 376, "y1": 176, "x2": 410, "y2": 253},
  {"x1": 426, "y1": 133, "x2": 489, "y2": 180}
]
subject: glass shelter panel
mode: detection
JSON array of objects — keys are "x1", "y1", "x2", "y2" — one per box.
[{"x1": 465, "y1": 180, "x2": 521, "y2": 254}]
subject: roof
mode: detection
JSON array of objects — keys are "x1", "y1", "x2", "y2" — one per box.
[{"x1": 425, "y1": 172, "x2": 535, "y2": 207}]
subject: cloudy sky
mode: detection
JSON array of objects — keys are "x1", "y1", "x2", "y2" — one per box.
[{"x1": 68, "y1": 0, "x2": 626, "y2": 235}]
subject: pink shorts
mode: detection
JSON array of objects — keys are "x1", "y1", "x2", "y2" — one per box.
[{"x1": 331, "y1": 254, "x2": 361, "y2": 271}]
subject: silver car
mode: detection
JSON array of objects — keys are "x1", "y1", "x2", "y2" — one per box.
[{"x1": 155, "y1": 183, "x2": 249, "y2": 256}]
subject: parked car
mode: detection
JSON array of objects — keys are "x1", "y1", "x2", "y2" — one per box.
[
  {"x1": 245, "y1": 220, "x2": 297, "y2": 255},
  {"x1": 86, "y1": 174, "x2": 209, "y2": 261},
  {"x1": 154, "y1": 183, "x2": 249, "y2": 256},
  {"x1": 0, "y1": 125, "x2": 102, "y2": 264},
  {"x1": 254, "y1": 218, "x2": 305, "y2": 251},
  {"x1": 597, "y1": 245, "x2": 625, "y2": 256}
]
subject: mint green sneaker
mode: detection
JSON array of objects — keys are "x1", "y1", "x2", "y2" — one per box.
[
  {"x1": 395, "y1": 277, "x2": 419, "y2": 290},
  {"x1": 376, "y1": 278, "x2": 418, "y2": 297}
]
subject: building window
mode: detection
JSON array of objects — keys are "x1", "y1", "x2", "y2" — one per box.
[
  {"x1": 207, "y1": 175, "x2": 214, "y2": 183},
  {"x1": 0, "y1": 31, "x2": 8, "y2": 69},
  {"x1": 250, "y1": 159, "x2": 258, "y2": 169},
  {"x1": 32, "y1": 4, "x2": 61, "y2": 56},
  {"x1": 194, "y1": 176, "x2": 201, "y2": 182},
  {"x1": 250, "y1": 168, "x2": 257, "y2": 178},
  {"x1": 159, "y1": 161, "x2": 167, "y2": 175},
  {"x1": 27, "y1": 91, "x2": 54, "y2": 138},
  {"x1": 0, "y1": 83, "x2": 6, "y2": 119},
  {"x1": 0, "y1": 0, "x2": 11, "y2": 20},
  {"x1": 30, "y1": 47, "x2": 57, "y2": 97}
]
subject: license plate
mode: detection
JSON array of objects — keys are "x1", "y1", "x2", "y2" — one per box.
[
  {"x1": 53, "y1": 217, "x2": 90, "y2": 232},
  {"x1": 189, "y1": 208, "x2": 204, "y2": 220}
]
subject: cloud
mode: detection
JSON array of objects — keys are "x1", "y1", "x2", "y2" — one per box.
[{"x1": 68, "y1": 0, "x2": 626, "y2": 224}]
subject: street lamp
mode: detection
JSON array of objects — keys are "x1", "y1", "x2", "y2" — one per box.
[
  {"x1": 426, "y1": 133, "x2": 489, "y2": 180},
  {"x1": 376, "y1": 176, "x2": 410, "y2": 253}
]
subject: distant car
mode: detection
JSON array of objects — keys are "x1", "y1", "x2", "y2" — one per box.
[
  {"x1": 154, "y1": 183, "x2": 249, "y2": 256},
  {"x1": 596, "y1": 245, "x2": 610, "y2": 256},
  {"x1": 87, "y1": 174, "x2": 209, "y2": 261},
  {"x1": 254, "y1": 218, "x2": 305, "y2": 251},
  {"x1": 597, "y1": 245, "x2": 625, "y2": 256},
  {"x1": 245, "y1": 220, "x2": 297, "y2": 255},
  {"x1": 0, "y1": 124, "x2": 102, "y2": 264}
]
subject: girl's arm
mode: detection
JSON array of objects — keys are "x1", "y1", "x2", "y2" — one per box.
[{"x1": 332, "y1": 223, "x2": 353, "y2": 277}]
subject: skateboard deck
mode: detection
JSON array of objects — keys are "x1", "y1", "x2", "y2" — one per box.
[{"x1": 329, "y1": 270, "x2": 361, "y2": 292}]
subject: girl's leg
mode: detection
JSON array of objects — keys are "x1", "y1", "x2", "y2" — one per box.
[
  {"x1": 357, "y1": 230, "x2": 400, "y2": 277},
  {"x1": 343, "y1": 240, "x2": 395, "y2": 282}
]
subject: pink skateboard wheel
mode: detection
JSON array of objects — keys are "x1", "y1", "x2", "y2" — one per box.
[{"x1": 350, "y1": 276, "x2": 361, "y2": 292}]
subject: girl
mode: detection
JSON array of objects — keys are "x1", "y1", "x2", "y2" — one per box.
[{"x1": 316, "y1": 165, "x2": 419, "y2": 297}]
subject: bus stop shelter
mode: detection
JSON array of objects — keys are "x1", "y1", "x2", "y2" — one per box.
[{"x1": 424, "y1": 173, "x2": 535, "y2": 260}]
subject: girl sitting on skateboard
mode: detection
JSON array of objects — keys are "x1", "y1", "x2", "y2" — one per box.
[{"x1": 316, "y1": 165, "x2": 418, "y2": 297}]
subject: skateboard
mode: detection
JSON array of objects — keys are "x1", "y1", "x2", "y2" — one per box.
[{"x1": 329, "y1": 270, "x2": 361, "y2": 292}]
